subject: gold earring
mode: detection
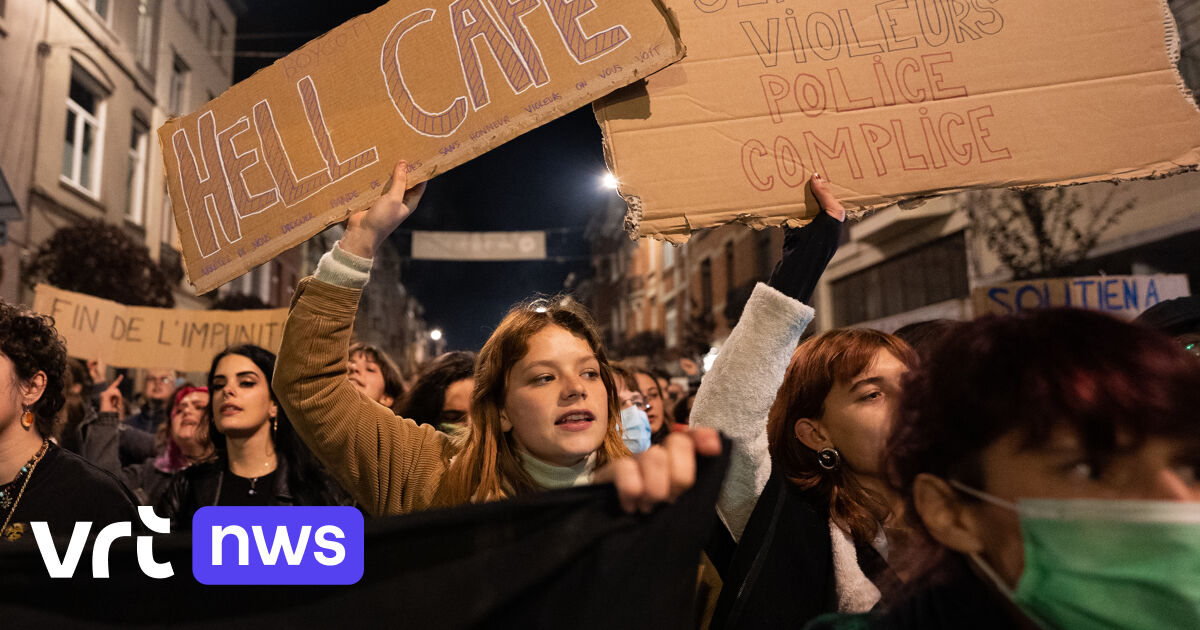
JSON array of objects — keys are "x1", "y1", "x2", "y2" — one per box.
[
  {"x1": 20, "y1": 410, "x2": 35, "y2": 430},
  {"x1": 272, "y1": 417, "x2": 278, "y2": 433}
]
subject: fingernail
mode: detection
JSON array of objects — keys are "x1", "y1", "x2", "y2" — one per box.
[{"x1": 813, "y1": 172, "x2": 821, "y2": 180}]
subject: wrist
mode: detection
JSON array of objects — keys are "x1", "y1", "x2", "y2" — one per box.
[{"x1": 339, "y1": 227, "x2": 380, "y2": 259}]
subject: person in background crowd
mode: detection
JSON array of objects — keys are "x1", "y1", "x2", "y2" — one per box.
[
  {"x1": 808, "y1": 308, "x2": 1200, "y2": 630},
  {"x1": 634, "y1": 369, "x2": 672, "y2": 443},
  {"x1": 673, "y1": 392, "x2": 696, "y2": 426},
  {"x1": 399, "y1": 351, "x2": 476, "y2": 432},
  {"x1": 274, "y1": 160, "x2": 720, "y2": 517},
  {"x1": 0, "y1": 301, "x2": 135, "y2": 542},
  {"x1": 348, "y1": 341, "x2": 407, "y2": 414},
  {"x1": 891, "y1": 319, "x2": 958, "y2": 358},
  {"x1": 126, "y1": 367, "x2": 178, "y2": 434},
  {"x1": 611, "y1": 364, "x2": 652, "y2": 454},
  {"x1": 157, "y1": 345, "x2": 346, "y2": 526},
  {"x1": 83, "y1": 385, "x2": 212, "y2": 506},
  {"x1": 52, "y1": 358, "x2": 91, "y2": 453},
  {"x1": 1135, "y1": 295, "x2": 1200, "y2": 356},
  {"x1": 665, "y1": 379, "x2": 686, "y2": 408}
]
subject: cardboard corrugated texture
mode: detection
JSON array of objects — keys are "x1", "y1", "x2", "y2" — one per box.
[
  {"x1": 160, "y1": 0, "x2": 684, "y2": 294},
  {"x1": 595, "y1": 0, "x2": 1200, "y2": 241}
]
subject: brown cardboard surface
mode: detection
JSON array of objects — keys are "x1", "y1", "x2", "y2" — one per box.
[
  {"x1": 971, "y1": 274, "x2": 1190, "y2": 319},
  {"x1": 32, "y1": 284, "x2": 289, "y2": 371},
  {"x1": 596, "y1": 0, "x2": 1200, "y2": 240},
  {"x1": 160, "y1": 0, "x2": 683, "y2": 293}
]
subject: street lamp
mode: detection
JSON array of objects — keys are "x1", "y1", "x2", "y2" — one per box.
[
  {"x1": 430, "y1": 329, "x2": 443, "y2": 342},
  {"x1": 601, "y1": 172, "x2": 619, "y2": 190}
]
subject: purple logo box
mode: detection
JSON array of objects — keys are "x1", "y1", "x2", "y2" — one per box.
[{"x1": 192, "y1": 506, "x2": 364, "y2": 585}]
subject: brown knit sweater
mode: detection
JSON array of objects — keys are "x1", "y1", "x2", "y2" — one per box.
[{"x1": 274, "y1": 277, "x2": 456, "y2": 516}]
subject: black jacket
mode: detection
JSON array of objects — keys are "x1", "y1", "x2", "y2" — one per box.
[
  {"x1": 155, "y1": 459, "x2": 296, "y2": 528},
  {"x1": 711, "y1": 471, "x2": 899, "y2": 629}
]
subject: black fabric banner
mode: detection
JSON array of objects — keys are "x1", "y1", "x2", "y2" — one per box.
[{"x1": 0, "y1": 442, "x2": 728, "y2": 629}]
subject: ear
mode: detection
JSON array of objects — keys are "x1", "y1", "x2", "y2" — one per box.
[
  {"x1": 912, "y1": 473, "x2": 985, "y2": 554},
  {"x1": 793, "y1": 417, "x2": 831, "y2": 452},
  {"x1": 20, "y1": 371, "x2": 48, "y2": 409},
  {"x1": 499, "y1": 411, "x2": 512, "y2": 432},
  {"x1": 268, "y1": 402, "x2": 278, "y2": 420},
  {"x1": 380, "y1": 395, "x2": 395, "y2": 408}
]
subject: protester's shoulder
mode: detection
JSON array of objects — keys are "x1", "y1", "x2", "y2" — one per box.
[{"x1": 40, "y1": 444, "x2": 138, "y2": 520}]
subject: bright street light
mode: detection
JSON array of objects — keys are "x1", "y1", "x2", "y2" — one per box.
[
  {"x1": 430, "y1": 329, "x2": 443, "y2": 341},
  {"x1": 601, "y1": 172, "x2": 619, "y2": 190}
]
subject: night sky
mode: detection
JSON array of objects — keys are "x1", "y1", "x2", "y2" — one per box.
[{"x1": 235, "y1": 1, "x2": 615, "y2": 350}]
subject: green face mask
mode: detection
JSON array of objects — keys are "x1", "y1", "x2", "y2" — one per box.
[{"x1": 951, "y1": 482, "x2": 1200, "y2": 630}]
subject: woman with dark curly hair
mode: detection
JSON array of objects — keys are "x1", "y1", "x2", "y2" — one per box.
[
  {"x1": 157, "y1": 345, "x2": 347, "y2": 527},
  {"x1": 0, "y1": 301, "x2": 136, "y2": 542},
  {"x1": 398, "y1": 350, "x2": 475, "y2": 432}
]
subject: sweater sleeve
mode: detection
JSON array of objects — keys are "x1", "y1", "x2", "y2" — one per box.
[
  {"x1": 273, "y1": 276, "x2": 455, "y2": 516},
  {"x1": 689, "y1": 282, "x2": 814, "y2": 540}
]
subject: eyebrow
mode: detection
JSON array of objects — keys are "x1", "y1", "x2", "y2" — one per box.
[
  {"x1": 849, "y1": 376, "x2": 886, "y2": 390},
  {"x1": 524, "y1": 356, "x2": 597, "y2": 370}
]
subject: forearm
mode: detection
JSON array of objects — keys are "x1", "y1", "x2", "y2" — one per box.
[
  {"x1": 690, "y1": 283, "x2": 814, "y2": 539},
  {"x1": 768, "y1": 211, "x2": 843, "y2": 304},
  {"x1": 274, "y1": 276, "x2": 450, "y2": 515}
]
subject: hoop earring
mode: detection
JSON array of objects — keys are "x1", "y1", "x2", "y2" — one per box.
[
  {"x1": 817, "y1": 447, "x2": 841, "y2": 471},
  {"x1": 20, "y1": 409, "x2": 35, "y2": 430}
]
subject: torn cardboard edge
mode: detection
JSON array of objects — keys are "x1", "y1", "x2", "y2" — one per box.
[
  {"x1": 162, "y1": 0, "x2": 688, "y2": 294},
  {"x1": 596, "y1": 0, "x2": 1200, "y2": 243}
]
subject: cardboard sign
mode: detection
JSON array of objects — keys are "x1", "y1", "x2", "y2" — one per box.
[
  {"x1": 160, "y1": 0, "x2": 683, "y2": 294},
  {"x1": 411, "y1": 229, "x2": 547, "y2": 260},
  {"x1": 972, "y1": 274, "x2": 1191, "y2": 319},
  {"x1": 595, "y1": 0, "x2": 1200, "y2": 240},
  {"x1": 32, "y1": 285, "x2": 289, "y2": 372}
]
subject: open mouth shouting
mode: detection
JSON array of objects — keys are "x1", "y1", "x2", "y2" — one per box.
[
  {"x1": 554, "y1": 410, "x2": 595, "y2": 432},
  {"x1": 220, "y1": 403, "x2": 243, "y2": 417}
]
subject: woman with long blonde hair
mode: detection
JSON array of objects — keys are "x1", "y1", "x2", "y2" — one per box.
[{"x1": 274, "y1": 160, "x2": 718, "y2": 516}]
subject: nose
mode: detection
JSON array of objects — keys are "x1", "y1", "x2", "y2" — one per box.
[{"x1": 561, "y1": 374, "x2": 587, "y2": 400}]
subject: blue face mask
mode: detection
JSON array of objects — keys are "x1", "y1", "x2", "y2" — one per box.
[{"x1": 619, "y1": 406, "x2": 651, "y2": 454}]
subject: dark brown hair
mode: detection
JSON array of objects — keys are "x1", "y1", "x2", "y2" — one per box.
[
  {"x1": 767, "y1": 328, "x2": 917, "y2": 544},
  {"x1": 0, "y1": 301, "x2": 67, "y2": 437},
  {"x1": 349, "y1": 341, "x2": 407, "y2": 413}
]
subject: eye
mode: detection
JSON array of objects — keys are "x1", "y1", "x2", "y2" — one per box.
[
  {"x1": 582, "y1": 369, "x2": 600, "y2": 380},
  {"x1": 533, "y1": 374, "x2": 554, "y2": 385},
  {"x1": 239, "y1": 379, "x2": 256, "y2": 388},
  {"x1": 860, "y1": 390, "x2": 883, "y2": 402}
]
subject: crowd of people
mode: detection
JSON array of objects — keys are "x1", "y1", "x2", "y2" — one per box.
[{"x1": 0, "y1": 159, "x2": 1197, "y2": 629}]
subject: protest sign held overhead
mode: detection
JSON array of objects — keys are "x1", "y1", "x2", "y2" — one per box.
[
  {"x1": 972, "y1": 274, "x2": 1191, "y2": 319},
  {"x1": 159, "y1": 0, "x2": 684, "y2": 294},
  {"x1": 595, "y1": 0, "x2": 1200, "y2": 240},
  {"x1": 32, "y1": 284, "x2": 288, "y2": 372}
]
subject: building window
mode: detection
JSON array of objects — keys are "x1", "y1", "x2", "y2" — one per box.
[
  {"x1": 207, "y1": 8, "x2": 227, "y2": 58},
  {"x1": 135, "y1": 0, "x2": 156, "y2": 69},
  {"x1": 665, "y1": 301, "x2": 677, "y2": 348},
  {"x1": 831, "y1": 232, "x2": 970, "y2": 326},
  {"x1": 662, "y1": 240, "x2": 675, "y2": 269},
  {"x1": 178, "y1": 0, "x2": 196, "y2": 28},
  {"x1": 700, "y1": 258, "x2": 713, "y2": 312},
  {"x1": 61, "y1": 70, "x2": 105, "y2": 195},
  {"x1": 169, "y1": 55, "x2": 189, "y2": 115},
  {"x1": 723, "y1": 241, "x2": 735, "y2": 293},
  {"x1": 161, "y1": 183, "x2": 174, "y2": 243},
  {"x1": 126, "y1": 119, "x2": 149, "y2": 224},
  {"x1": 1171, "y1": 0, "x2": 1200, "y2": 98},
  {"x1": 82, "y1": 0, "x2": 109, "y2": 20}
]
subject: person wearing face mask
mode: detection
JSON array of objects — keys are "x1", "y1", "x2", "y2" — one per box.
[
  {"x1": 157, "y1": 345, "x2": 347, "y2": 526},
  {"x1": 82, "y1": 384, "x2": 213, "y2": 506},
  {"x1": 347, "y1": 341, "x2": 408, "y2": 414},
  {"x1": 612, "y1": 365, "x2": 652, "y2": 454},
  {"x1": 273, "y1": 160, "x2": 721, "y2": 517},
  {"x1": 398, "y1": 351, "x2": 476, "y2": 433},
  {"x1": 807, "y1": 308, "x2": 1200, "y2": 630}
]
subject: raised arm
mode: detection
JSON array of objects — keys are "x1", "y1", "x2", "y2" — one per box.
[
  {"x1": 273, "y1": 161, "x2": 453, "y2": 516},
  {"x1": 690, "y1": 173, "x2": 845, "y2": 540}
]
